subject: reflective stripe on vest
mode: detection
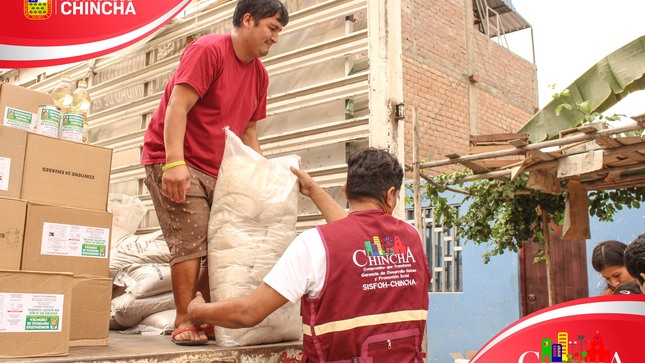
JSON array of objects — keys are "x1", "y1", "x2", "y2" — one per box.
[{"x1": 303, "y1": 309, "x2": 428, "y2": 336}]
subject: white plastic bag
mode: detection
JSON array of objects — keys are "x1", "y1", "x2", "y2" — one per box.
[
  {"x1": 107, "y1": 193, "x2": 148, "y2": 244},
  {"x1": 208, "y1": 127, "x2": 301, "y2": 346}
]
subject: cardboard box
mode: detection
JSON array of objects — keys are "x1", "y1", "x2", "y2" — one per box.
[
  {"x1": 0, "y1": 269, "x2": 73, "y2": 359},
  {"x1": 21, "y1": 133, "x2": 113, "y2": 211},
  {"x1": 0, "y1": 83, "x2": 52, "y2": 132},
  {"x1": 21, "y1": 203, "x2": 112, "y2": 277},
  {"x1": 0, "y1": 197, "x2": 27, "y2": 270},
  {"x1": 0, "y1": 125, "x2": 28, "y2": 198},
  {"x1": 70, "y1": 275, "x2": 112, "y2": 347}
]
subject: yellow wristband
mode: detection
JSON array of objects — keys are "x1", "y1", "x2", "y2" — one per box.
[{"x1": 162, "y1": 160, "x2": 186, "y2": 171}]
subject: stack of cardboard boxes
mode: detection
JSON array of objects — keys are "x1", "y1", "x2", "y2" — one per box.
[{"x1": 0, "y1": 83, "x2": 114, "y2": 358}]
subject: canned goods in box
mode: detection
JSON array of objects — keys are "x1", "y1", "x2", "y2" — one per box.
[
  {"x1": 60, "y1": 113, "x2": 85, "y2": 143},
  {"x1": 34, "y1": 105, "x2": 61, "y2": 138}
]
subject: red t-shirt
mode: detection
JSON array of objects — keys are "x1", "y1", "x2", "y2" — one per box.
[{"x1": 141, "y1": 33, "x2": 268, "y2": 178}]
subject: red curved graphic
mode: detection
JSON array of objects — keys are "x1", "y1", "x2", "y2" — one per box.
[
  {"x1": 469, "y1": 295, "x2": 645, "y2": 363},
  {"x1": 0, "y1": 0, "x2": 191, "y2": 68}
]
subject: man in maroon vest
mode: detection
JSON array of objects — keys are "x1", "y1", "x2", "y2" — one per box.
[{"x1": 187, "y1": 148, "x2": 431, "y2": 362}]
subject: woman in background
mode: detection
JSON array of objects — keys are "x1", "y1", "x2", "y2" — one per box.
[{"x1": 591, "y1": 240, "x2": 634, "y2": 295}]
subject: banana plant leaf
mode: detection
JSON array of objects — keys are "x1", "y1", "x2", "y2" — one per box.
[{"x1": 518, "y1": 35, "x2": 645, "y2": 143}]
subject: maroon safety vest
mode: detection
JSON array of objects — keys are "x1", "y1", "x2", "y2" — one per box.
[{"x1": 301, "y1": 210, "x2": 431, "y2": 363}]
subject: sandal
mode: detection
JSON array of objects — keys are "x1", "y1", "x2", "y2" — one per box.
[
  {"x1": 171, "y1": 326, "x2": 208, "y2": 346},
  {"x1": 203, "y1": 325, "x2": 216, "y2": 340}
]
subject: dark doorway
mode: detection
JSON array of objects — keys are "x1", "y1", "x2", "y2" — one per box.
[{"x1": 520, "y1": 224, "x2": 589, "y2": 316}]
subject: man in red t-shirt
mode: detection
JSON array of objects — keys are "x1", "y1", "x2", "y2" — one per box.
[{"x1": 141, "y1": 0, "x2": 289, "y2": 345}]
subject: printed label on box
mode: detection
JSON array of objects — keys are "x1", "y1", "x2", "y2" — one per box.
[
  {"x1": 0, "y1": 157, "x2": 9, "y2": 191},
  {"x1": 0, "y1": 293, "x2": 64, "y2": 333},
  {"x1": 3, "y1": 107, "x2": 34, "y2": 131},
  {"x1": 41, "y1": 222, "x2": 109, "y2": 259}
]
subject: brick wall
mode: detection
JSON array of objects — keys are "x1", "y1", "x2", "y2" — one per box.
[{"x1": 401, "y1": 0, "x2": 538, "y2": 175}]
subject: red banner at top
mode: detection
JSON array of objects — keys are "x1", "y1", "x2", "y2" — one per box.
[{"x1": 0, "y1": 0, "x2": 191, "y2": 68}]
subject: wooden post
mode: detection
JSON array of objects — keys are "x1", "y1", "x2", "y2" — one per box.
[
  {"x1": 541, "y1": 210, "x2": 555, "y2": 306},
  {"x1": 412, "y1": 107, "x2": 427, "y2": 361}
]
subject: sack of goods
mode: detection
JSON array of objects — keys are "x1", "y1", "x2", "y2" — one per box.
[
  {"x1": 106, "y1": 197, "x2": 175, "y2": 333},
  {"x1": 208, "y1": 127, "x2": 301, "y2": 346}
]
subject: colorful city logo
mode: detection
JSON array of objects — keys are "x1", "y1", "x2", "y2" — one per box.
[
  {"x1": 539, "y1": 331, "x2": 616, "y2": 362},
  {"x1": 2, "y1": 0, "x2": 191, "y2": 68},
  {"x1": 365, "y1": 235, "x2": 407, "y2": 256},
  {"x1": 352, "y1": 235, "x2": 416, "y2": 267},
  {"x1": 468, "y1": 295, "x2": 645, "y2": 363}
]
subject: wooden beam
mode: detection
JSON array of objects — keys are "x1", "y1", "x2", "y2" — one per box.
[
  {"x1": 460, "y1": 169, "x2": 513, "y2": 182},
  {"x1": 559, "y1": 123, "x2": 604, "y2": 138},
  {"x1": 556, "y1": 140, "x2": 594, "y2": 154},
  {"x1": 419, "y1": 120, "x2": 644, "y2": 169},
  {"x1": 604, "y1": 142, "x2": 645, "y2": 158},
  {"x1": 508, "y1": 139, "x2": 529, "y2": 147},
  {"x1": 562, "y1": 178, "x2": 591, "y2": 240},
  {"x1": 594, "y1": 135, "x2": 622, "y2": 148},
  {"x1": 526, "y1": 170, "x2": 564, "y2": 194},
  {"x1": 583, "y1": 174, "x2": 645, "y2": 190},
  {"x1": 604, "y1": 169, "x2": 623, "y2": 181},
  {"x1": 470, "y1": 133, "x2": 529, "y2": 144},
  {"x1": 510, "y1": 138, "x2": 555, "y2": 161},
  {"x1": 476, "y1": 158, "x2": 525, "y2": 168},
  {"x1": 579, "y1": 162, "x2": 645, "y2": 180},
  {"x1": 577, "y1": 125, "x2": 602, "y2": 134},
  {"x1": 527, "y1": 149, "x2": 556, "y2": 161},
  {"x1": 445, "y1": 153, "x2": 490, "y2": 174},
  {"x1": 470, "y1": 144, "x2": 516, "y2": 154}
]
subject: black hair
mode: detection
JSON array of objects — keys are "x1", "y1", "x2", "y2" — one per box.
[
  {"x1": 624, "y1": 233, "x2": 645, "y2": 285},
  {"x1": 233, "y1": 0, "x2": 289, "y2": 28},
  {"x1": 613, "y1": 280, "x2": 642, "y2": 295},
  {"x1": 591, "y1": 240, "x2": 628, "y2": 272},
  {"x1": 345, "y1": 147, "x2": 403, "y2": 204}
]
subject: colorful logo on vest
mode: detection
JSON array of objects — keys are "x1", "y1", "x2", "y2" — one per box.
[
  {"x1": 468, "y1": 295, "x2": 645, "y2": 363},
  {"x1": 353, "y1": 235, "x2": 415, "y2": 267},
  {"x1": 355, "y1": 235, "x2": 421, "y2": 292},
  {"x1": 1, "y1": 0, "x2": 191, "y2": 68}
]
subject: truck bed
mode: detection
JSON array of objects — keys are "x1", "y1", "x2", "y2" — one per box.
[{"x1": 9, "y1": 331, "x2": 303, "y2": 363}]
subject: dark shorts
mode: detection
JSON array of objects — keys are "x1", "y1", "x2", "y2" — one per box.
[{"x1": 144, "y1": 164, "x2": 216, "y2": 266}]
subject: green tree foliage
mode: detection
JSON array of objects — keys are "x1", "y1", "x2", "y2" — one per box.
[
  {"x1": 552, "y1": 87, "x2": 622, "y2": 126},
  {"x1": 589, "y1": 188, "x2": 645, "y2": 221},
  {"x1": 420, "y1": 172, "x2": 562, "y2": 263}
]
